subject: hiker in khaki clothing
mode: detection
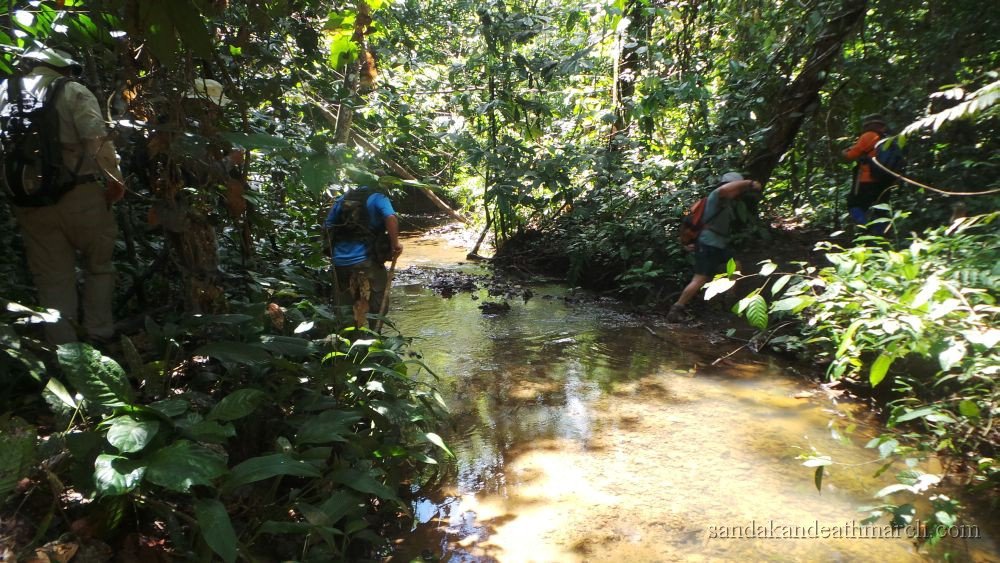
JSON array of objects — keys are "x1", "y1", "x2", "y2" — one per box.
[{"x1": 2, "y1": 48, "x2": 125, "y2": 344}]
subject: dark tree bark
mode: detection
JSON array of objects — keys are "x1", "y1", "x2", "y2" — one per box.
[{"x1": 743, "y1": 0, "x2": 868, "y2": 183}]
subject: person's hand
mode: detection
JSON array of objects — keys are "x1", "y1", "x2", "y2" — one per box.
[
  {"x1": 105, "y1": 179, "x2": 125, "y2": 204},
  {"x1": 392, "y1": 243, "x2": 403, "y2": 259}
]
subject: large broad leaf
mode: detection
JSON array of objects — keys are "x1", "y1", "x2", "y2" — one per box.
[
  {"x1": 194, "y1": 499, "x2": 238, "y2": 563},
  {"x1": 208, "y1": 389, "x2": 268, "y2": 422},
  {"x1": 295, "y1": 410, "x2": 362, "y2": 445},
  {"x1": 94, "y1": 454, "x2": 145, "y2": 496},
  {"x1": 301, "y1": 156, "x2": 340, "y2": 194},
  {"x1": 139, "y1": 0, "x2": 179, "y2": 65},
  {"x1": 195, "y1": 342, "x2": 272, "y2": 366},
  {"x1": 107, "y1": 416, "x2": 160, "y2": 453},
  {"x1": 257, "y1": 336, "x2": 313, "y2": 358},
  {"x1": 329, "y1": 468, "x2": 398, "y2": 501},
  {"x1": 223, "y1": 454, "x2": 321, "y2": 492},
  {"x1": 182, "y1": 420, "x2": 237, "y2": 444},
  {"x1": 170, "y1": 0, "x2": 214, "y2": 58},
  {"x1": 144, "y1": 441, "x2": 228, "y2": 492},
  {"x1": 57, "y1": 343, "x2": 133, "y2": 408}
]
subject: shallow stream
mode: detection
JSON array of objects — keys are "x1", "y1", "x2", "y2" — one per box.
[{"x1": 383, "y1": 231, "x2": 998, "y2": 562}]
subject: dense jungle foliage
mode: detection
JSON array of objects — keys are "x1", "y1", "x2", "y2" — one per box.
[{"x1": 0, "y1": 0, "x2": 997, "y2": 559}]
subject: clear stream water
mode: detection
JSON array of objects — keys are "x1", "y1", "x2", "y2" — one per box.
[{"x1": 382, "y1": 231, "x2": 998, "y2": 563}]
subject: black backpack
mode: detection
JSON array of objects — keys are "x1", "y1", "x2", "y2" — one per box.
[
  {"x1": 328, "y1": 187, "x2": 391, "y2": 261},
  {"x1": 0, "y1": 76, "x2": 79, "y2": 207},
  {"x1": 868, "y1": 133, "x2": 906, "y2": 184}
]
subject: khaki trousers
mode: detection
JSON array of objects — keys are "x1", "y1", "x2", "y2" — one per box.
[
  {"x1": 334, "y1": 260, "x2": 388, "y2": 329},
  {"x1": 14, "y1": 182, "x2": 117, "y2": 344}
]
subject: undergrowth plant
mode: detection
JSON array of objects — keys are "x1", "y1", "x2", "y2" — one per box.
[
  {"x1": 704, "y1": 211, "x2": 999, "y2": 545},
  {"x1": 0, "y1": 297, "x2": 450, "y2": 562}
]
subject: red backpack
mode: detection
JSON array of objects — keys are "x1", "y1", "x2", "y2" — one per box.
[{"x1": 679, "y1": 196, "x2": 709, "y2": 249}]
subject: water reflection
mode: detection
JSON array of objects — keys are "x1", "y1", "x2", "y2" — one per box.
[{"x1": 386, "y1": 233, "x2": 997, "y2": 562}]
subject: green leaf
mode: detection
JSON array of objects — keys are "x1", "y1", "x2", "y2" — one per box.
[
  {"x1": 835, "y1": 320, "x2": 863, "y2": 358},
  {"x1": 770, "y1": 296, "x2": 805, "y2": 313},
  {"x1": 814, "y1": 466, "x2": 824, "y2": 492},
  {"x1": 958, "y1": 400, "x2": 981, "y2": 419},
  {"x1": 295, "y1": 410, "x2": 362, "y2": 445},
  {"x1": 148, "y1": 398, "x2": 189, "y2": 418},
  {"x1": 94, "y1": 454, "x2": 145, "y2": 496},
  {"x1": 223, "y1": 454, "x2": 321, "y2": 492},
  {"x1": 703, "y1": 277, "x2": 736, "y2": 301},
  {"x1": 218, "y1": 132, "x2": 291, "y2": 151},
  {"x1": 171, "y1": 0, "x2": 214, "y2": 58},
  {"x1": 194, "y1": 499, "x2": 238, "y2": 563},
  {"x1": 182, "y1": 420, "x2": 237, "y2": 443},
  {"x1": 144, "y1": 441, "x2": 227, "y2": 492},
  {"x1": 725, "y1": 258, "x2": 737, "y2": 275},
  {"x1": 301, "y1": 156, "x2": 339, "y2": 194},
  {"x1": 195, "y1": 342, "x2": 272, "y2": 366},
  {"x1": 44, "y1": 378, "x2": 78, "y2": 410},
  {"x1": 329, "y1": 468, "x2": 399, "y2": 501},
  {"x1": 318, "y1": 490, "x2": 363, "y2": 524},
  {"x1": 745, "y1": 294, "x2": 768, "y2": 330},
  {"x1": 758, "y1": 261, "x2": 777, "y2": 276},
  {"x1": 208, "y1": 389, "x2": 268, "y2": 421},
  {"x1": 894, "y1": 407, "x2": 938, "y2": 424},
  {"x1": 140, "y1": 0, "x2": 179, "y2": 65},
  {"x1": 770, "y1": 274, "x2": 792, "y2": 296},
  {"x1": 107, "y1": 416, "x2": 160, "y2": 453},
  {"x1": 878, "y1": 438, "x2": 899, "y2": 459},
  {"x1": 869, "y1": 354, "x2": 893, "y2": 387},
  {"x1": 58, "y1": 343, "x2": 133, "y2": 408},
  {"x1": 425, "y1": 432, "x2": 454, "y2": 458},
  {"x1": 257, "y1": 336, "x2": 313, "y2": 358}
]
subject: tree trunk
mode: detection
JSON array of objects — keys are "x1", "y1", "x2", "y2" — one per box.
[
  {"x1": 334, "y1": 0, "x2": 372, "y2": 144},
  {"x1": 744, "y1": 0, "x2": 868, "y2": 183}
]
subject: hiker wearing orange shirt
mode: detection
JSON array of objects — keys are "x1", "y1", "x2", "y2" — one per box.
[{"x1": 842, "y1": 114, "x2": 892, "y2": 232}]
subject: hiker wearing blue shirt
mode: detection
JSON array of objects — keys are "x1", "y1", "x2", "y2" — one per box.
[
  {"x1": 668, "y1": 172, "x2": 762, "y2": 322},
  {"x1": 323, "y1": 171, "x2": 403, "y2": 328}
]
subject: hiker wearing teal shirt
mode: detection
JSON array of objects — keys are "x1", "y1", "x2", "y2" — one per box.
[{"x1": 668, "y1": 172, "x2": 762, "y2": 322}]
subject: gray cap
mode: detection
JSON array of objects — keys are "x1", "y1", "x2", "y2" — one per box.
[
  {"x1": 862, "y1": 114, "x2": 887, "y2": 127},
  {"x1": 720, "y1": 172, "x2": 744, "y2": 183}
]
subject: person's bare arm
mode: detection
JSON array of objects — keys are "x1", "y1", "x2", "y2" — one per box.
[
  {"x1": 385, "y1": 214, "x2": 403, "y2": 258},
  {"x1": 717, "y1": 179, "x2": 762, "y2": 199}
]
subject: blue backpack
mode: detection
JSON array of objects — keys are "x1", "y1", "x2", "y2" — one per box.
[{"x1": 869, "y1": 134, "x2": 905, "y2": 184}]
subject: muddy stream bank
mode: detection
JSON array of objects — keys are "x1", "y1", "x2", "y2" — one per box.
[{"x1": 381, "y1": 228, "x2": 998, "y2": 562}]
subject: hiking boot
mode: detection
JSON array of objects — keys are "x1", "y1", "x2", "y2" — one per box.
[{"x1": 666, "y1": 303, "x2": 689, "y2": 322}]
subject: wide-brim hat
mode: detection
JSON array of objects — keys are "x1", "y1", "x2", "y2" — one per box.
[{"x1": 185, "y1": 78, "x2": 231, "y2": 106}]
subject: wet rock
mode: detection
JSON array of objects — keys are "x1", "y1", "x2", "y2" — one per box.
[{"x1": 478, "y1": 301, "x2": 511, "y2": 314}]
